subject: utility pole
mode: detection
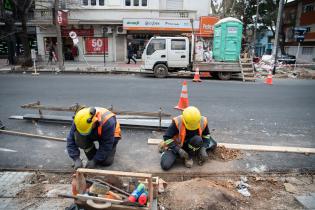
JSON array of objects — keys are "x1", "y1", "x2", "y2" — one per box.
[
  {"x1": 54, "y1": 0, "x2": 64, "y2": 71},
  {"x1": 272, "y1": 0, "x2": 284, "y2": 75},
  {"x1": 252, "y1": 0, "x2": 259, "y2": 57}
]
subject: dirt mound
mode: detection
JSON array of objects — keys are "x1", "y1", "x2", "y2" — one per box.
[
  {"x1": 210, "y1": 146, "x2": 243, "y2": 161},
  {"x1": 159, "y1": 178, "x2": 243, "y2": 210}
]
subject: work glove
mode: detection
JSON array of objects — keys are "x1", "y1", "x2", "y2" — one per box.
[
  {"x1": 73, "y1": 158, "x2": 83, "y2": 170},
  {"x1": 178, "y1": 148, "x2": 189, "y2": 160},
  {"x1": 198, "y1": 147, "x2": 209, "y2": 165},
  {"x1": 184, "y1": 158, "x2": 193, "y2": 168},
  {"x1": 85, "y1": 159, "x2": 96, "y2": 169}
]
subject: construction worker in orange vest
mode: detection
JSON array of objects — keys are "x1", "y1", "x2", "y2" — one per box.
[
  {"x1": 66, "y1": 107, "x2": 121, "y2": 169},
  {"x1": 160, "y1": 106, "x2": 217, "y2": 170}
]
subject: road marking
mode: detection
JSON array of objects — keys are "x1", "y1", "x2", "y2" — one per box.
[{"x1": 0, "y1": 147, "x2": 17, "y2": 152}]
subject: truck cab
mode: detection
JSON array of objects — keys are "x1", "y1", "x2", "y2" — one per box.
[{"x1": 142, "y1": 36, "x2": 190, "y2": 78}]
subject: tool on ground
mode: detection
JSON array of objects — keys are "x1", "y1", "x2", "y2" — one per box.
[
  {"x1": 264, "y1": 70, "x2": 273, "y2": 85},
  {"x1": 128, "y1": 183, "x2": 145, "y2": 203},
  {"x1": 193, "y1": 67, "x2": 202, "y2": 82},
  {"x1": 174, "y1": 80, "x2": 189, "y2": 110}
]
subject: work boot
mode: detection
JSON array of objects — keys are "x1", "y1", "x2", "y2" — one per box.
[
  {"x1": 184, "y1": 158, "x2": 193, "y2": 168},
  {"x1": 198, "y1": 147, "x2": 209, "y2": 165}
]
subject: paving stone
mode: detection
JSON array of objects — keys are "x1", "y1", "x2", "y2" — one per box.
[
  {"x1": 284, "y1": 183, "x2": 297, "y2": 193},
  {"x1": 295, "y1": 193, "x2": 315, "y2": 209}
]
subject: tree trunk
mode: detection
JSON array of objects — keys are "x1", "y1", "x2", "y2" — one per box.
[{"x1": 20, "y1": 12, "x2": 32, "y2": 66}]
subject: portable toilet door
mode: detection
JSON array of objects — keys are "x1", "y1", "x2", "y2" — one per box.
[
  {"x1": 224, "y1": 18, "x2": 243, "y2": 61},
  {"x1": 213, "y1": 17, "x2": 243, "y2": 62}
]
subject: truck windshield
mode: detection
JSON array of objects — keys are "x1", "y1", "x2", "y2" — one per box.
[{"x1": 146, "y1": 39, "x2": 166, "y2": 55}]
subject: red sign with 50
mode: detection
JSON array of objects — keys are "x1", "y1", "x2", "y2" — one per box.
[{"x1": 85, "y1": 38, "x2": 108, "y2": 54}]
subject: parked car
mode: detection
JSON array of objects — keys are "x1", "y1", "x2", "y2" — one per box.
[{"x1": 277, "y1": 53, "x2": 296, "y2": 64}]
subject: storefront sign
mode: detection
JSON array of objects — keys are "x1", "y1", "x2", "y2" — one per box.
[
  {"x1": 123, "y1": 18, "x2": 192, "y2": 31},
  {"x1": 62, "y1": 29, "x2": 94, "y2": 37},
  {"x1": 85, "y1": 38, "x2": 108, "y2": 54},
  {"x1": 199, "y1": 16, "x2": 219, "y2": 36},
  {"x1": 57, "y1": 10, "x2": 68, "y2": 27}
]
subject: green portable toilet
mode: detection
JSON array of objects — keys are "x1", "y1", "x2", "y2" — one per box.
[{"x1": 213, "y1": 17, "x2": 243, "y2": 62}]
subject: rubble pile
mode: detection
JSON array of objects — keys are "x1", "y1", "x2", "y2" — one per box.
[{"x1": 254, "y1": 56, "x2": 315, "y2": 79}]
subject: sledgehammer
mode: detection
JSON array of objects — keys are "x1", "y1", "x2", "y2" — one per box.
[{"x1": 0, "y1": 120, "x2": 66, "y2": 142}]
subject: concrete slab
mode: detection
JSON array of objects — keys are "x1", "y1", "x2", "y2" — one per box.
[
  {"x1": 295, "y1": 193, "x2": 315, "y2": 209},
  {"x1": 0, "y1": 172, "x2": 34, "y2": 197}
]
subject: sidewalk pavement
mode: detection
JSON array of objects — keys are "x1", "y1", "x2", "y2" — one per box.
[
  {"x1": 0, "y1": 171, "x2": 72, "y2": 209},
  {"x1": 0, "y1": 59, "x2": 144, "y2": 74}
]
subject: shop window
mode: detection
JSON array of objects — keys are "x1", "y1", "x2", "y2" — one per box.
[
  {"x1": 171, "y1": 39, "x2": 186, "y2": 50},
  {"x1": 134, "y1": 0, "x2": 139, "y2": 6},
  {"x1": 99, "y1": 0, "x2": 104, "y2": 6},
  {"x1": 125, "y1": 0, "x2": 131, "y2": 6},
  {"x1": 302, "y1": 47, "x2": 313, "y2": 55},
  {"x1": 91, "y1": 0, "x2": 96, "y2": 5},
  {"x1": 142, "y1": 0, "x2": 147, "y2": 6},
  {"x1": 146, "y1": 39, "x2": 166, "y2": 55},
  {"x1": 82, "y1": 0, "x2": 88, "y2": 6}
]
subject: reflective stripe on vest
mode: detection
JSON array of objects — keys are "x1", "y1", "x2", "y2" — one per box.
[
  {"x1": 173, "y1": 115, "x2": 207, "y2": 147},
  {"x1": 95, "y1": 107, "x2": 121, "y2": 139}
]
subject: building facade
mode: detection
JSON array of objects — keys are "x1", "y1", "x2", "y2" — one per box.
[
  {"x1": 283, "y1": 0, "x2": 315, "y2": 63},
  {"x1": 34, "y1": 0, "x2": 212, "y2": 63}
]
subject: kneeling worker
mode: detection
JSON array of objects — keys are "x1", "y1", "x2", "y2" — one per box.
[
  {"x1": 160, "y1": 106, "x2": 217, "y2": 170},
  {"x1": 67, "y1": 107, "x2": 121, "y2": 169}
]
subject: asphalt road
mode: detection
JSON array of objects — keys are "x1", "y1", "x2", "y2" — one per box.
[{"x1": 0, "y1": 73, "x2": 314, "y2": 173}]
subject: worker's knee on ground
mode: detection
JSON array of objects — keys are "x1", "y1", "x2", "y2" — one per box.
[{"x1": 160, "y1": 150, "x2": 176, "y2": 170}]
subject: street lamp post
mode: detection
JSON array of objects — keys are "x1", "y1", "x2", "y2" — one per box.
[{"x1": 103, "y1": 27, "x2": 106, "y2": 66}]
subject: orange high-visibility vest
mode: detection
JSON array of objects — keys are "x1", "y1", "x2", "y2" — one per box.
[
  {"x1": 94, "y1": 107, "x2": 121, "y2": 140},
  {"x1": 173, "y1": 115, "x2": 207, "y2": 147}
]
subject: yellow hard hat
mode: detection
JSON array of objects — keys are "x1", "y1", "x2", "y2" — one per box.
[
  {"x1": 182, "y1": 106, "x2": 201, "y2": 130},
  {"x1": 74, "y1": 107, "x2": 97, "y2": 135}
]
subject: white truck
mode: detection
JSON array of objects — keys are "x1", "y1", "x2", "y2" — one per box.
[{"x1": 141, "y1": 36, "x2": 243, "y2": 80}]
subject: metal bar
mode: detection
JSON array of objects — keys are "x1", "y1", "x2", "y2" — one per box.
[
  {"x1": 10, "y1": 114, "x2": 170, "y2": 130},
  {"x1": 20, "y1": 102, "x2": 171, "y2": 117},
  {"x1": 0, "y1": 129, "x2": 66, "y2": 142},
  {"x1": 90, "y1": 178, "x2": 130, "y2": 196}
]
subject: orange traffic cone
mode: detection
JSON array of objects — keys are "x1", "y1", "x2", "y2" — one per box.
[
  {"x1": 174, "y1": 80, "x2": 189, "y2": 110},
  {"x1": 265, "y1": 71, "x2": 273, "y2": 85},
  {"x1": 193, "y1": 67, "x2": 202, "y2": 82}
]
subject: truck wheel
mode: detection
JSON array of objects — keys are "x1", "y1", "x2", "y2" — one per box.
[
  {"x1": 218, "y1": 72, "x2": 231, "y2": 80},
  {"x1": 154, "y1": 64, "x2": 168, "y2": 78}
]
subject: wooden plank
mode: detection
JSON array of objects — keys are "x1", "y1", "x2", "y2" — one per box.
[
  {"x1": 222, "y1": 143, "x2": 315, "y2": 154},
  {"x1": 77, "y1": 168, "x2": 152, "y2": 179},
  {"x1": 147, "y1": 139, "x2": 315, "y2": 154},
  {"x1": 148, "y1": 138, "x2": 163, "y2": 145}
]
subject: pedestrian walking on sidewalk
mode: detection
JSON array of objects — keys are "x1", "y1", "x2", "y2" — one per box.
[
  {"x1": 127, "y1": 42, "x2": 137, "y2": 64},
  {"x1": 159, "y1": 106, "x2": 217, "y2": 170},
  {"x1": 66, "y1": 107, "x2": 121, "y2": 169}
]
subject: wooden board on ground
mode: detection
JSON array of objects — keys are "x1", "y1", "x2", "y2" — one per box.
[{"x1": 147, "y1": 138, "x2": 315, "y2": 154}]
